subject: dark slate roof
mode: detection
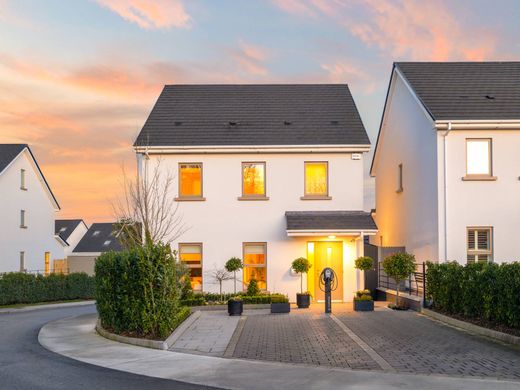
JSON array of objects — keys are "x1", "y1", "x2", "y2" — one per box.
[
  {"x1": 72, "y1": 223, "x2": 122, "y2": 253},
  {"x1": 396, "y1": 62, "x2": 520, "y2": 120},
  {"x1": 285, "y1": 211, "x2": 377, "y2": 231},
  {"x1": 134, "y1": 84, "x2": 370, "y2": 147},
  {"x1": 55, "y1": 219, "x2": 85, "y2": 242},
  {"x1": 0, "y1": 144, "x2": 27, "y2": 174}
]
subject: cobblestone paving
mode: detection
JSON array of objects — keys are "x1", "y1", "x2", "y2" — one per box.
[
  {"x1": 337, "y1": 311, "x2": 520, "y2": 379},
  {"x1": 232, "y1": 312, "x2": 380, "y2": 370}
]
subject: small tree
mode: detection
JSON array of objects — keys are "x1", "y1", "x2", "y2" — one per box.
[
  {"x1": 292, "y1": 257, "x2": 312, "y2": 294},
  {"x1": 209, "y1": 267, "x2": 233, "y2": 300},
  {"x1": 225, "y1": 257, "x2": 243, "y2": 294},
  {"x1": 382, "y1": 252, "x2": 416, "y2": 306},
  {"x1": 246, "y1": 279, "x2": 260, "y2": 296},
  {"x1": 355, "y1": 256, "x2": 374, "y2": 272}
]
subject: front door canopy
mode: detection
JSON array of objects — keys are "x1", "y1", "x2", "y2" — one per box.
[{"x1": 285, "y1": 211, "x2": 377, "y2": 237}]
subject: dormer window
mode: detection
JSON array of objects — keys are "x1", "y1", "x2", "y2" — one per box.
[{"x1": 20, "y1": 169, "x2": 26, "y2": 190}]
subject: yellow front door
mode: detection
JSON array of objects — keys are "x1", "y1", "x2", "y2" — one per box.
[
  {"x1": 313, "y1": 242, "x2": 343, "y2": 302},
  {"x1": 44, "y1": 252, "x2": 50, "y2": 275}
]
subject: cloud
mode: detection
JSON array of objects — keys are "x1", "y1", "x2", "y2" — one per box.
[
  {"x1": 95, "y1": 0, "x2": 191, "y2": 29},
  {"x1": 321, "y1": 61, "x2": 376, "y2": 94},
  {"x1": 230, "y1": 40, "x2": 270, "y2": 76}
]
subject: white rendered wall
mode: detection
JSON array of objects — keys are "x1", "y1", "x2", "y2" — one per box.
[
  {"x1": 0, "y1": 150, "x2": 64, "y2": 272},
  {"x1": 371, "y1": 72, "x2": 439, "y2": 263},
  {"x1": 140, "y1": 151, "x2": 366, "y2": 302},
  {"x1": 63, "y1": 223, "x2": 88, "y2": 256}
]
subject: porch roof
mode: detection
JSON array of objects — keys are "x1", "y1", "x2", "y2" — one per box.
[{"x1": 285, "y1": 211, "x2": 377, "y2": 236}]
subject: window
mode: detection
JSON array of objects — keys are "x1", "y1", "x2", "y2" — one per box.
[
  {"x1": 303, "y1": 162, "x2": 329, "y2": 198},
  {"x1": 243, "y1": 243, "x2": 267, "y2": 290},
  {"x1": 467, "y1": 227, "x2": 493, "y2": 263},
  {"x1": 241, "y1": 162, "x2": 266, "y2": 198},
  {"x1": 466, "y1": 139, "x2": 492, "y2": 177},
  {"x1": 19, "y1": 251, "x2": 25, "y2": 272},
  {"x1": 20, "y1": 169, "x2": 26, "y2": 190},
  {"x1": 178, "y1": 163, "x2": 203, "y2": 199},
  {"x1": 397, "y1": 163, "x2": 403, "y2": 193},
  {"x1": 20, "y1": 210, "x2": 26, "y2": 228},
  {"x1": 179, "y1": 243, "x2": 202, "y2": 291}
]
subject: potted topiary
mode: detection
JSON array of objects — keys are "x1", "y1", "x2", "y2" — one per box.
[
  {"x1": 227, "y1": 296, "x2": 243, "y2": 316},
  {"x1": 354, "y1": 289, "x2": 374, "y2": 311},
  {"x1": 382, "y1": 252, "x2": 416, "y2": 310},
  {"x1": 270, "y1": 294, "x2": 290, "y2": 314},
  {"x1": 292, "y1": 257, "x2": 312, "y2": 308},
  {"x1": 225, "y1": 257, "x2": 244, "y2": 316}
]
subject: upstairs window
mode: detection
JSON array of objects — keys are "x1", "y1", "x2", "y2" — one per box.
[
  {"x1": 20, "y1": 169, "x2": 26, "y2": 190},
  {"x1": 467, "y1": 227, "x2": 493, "y2": 263},
  {"x1": 466, "y1": 139, "x2": 492, "y2": 177},
  {"x1": 20, "y1": 210, "x2": 26, "y2": 228},
  {"x1": 178, "y1": 163, "x2": 203, "y2": 199},
  {"x1": 303, "y1": 162, "x2": 329, "y2": 198},
  {"x1": 242, "y1": 162, "x2": 266, "y2": 198},
  {"x1": 179, "y1": 243, "x2": 202, "y2": 291}
]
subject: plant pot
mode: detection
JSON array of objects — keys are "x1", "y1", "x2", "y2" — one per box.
[
  {"x1": 228, "y1": 300, "x2": 243, "y2": 316},
  {"x1": 354, "y1": 300, "x2": 374, "y2": 311},
  {"x1": 271, "y1": 302, "x2": 291, "y2": 314},
  {"x1": 296, "y1": 293, "x2": 311, "y2": 309}
]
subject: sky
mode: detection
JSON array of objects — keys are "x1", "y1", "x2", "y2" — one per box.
[{"x1": 1, "y1": 0, "x2": 519, "y2": 223}]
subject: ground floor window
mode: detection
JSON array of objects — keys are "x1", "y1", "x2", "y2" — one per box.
[
  {"x1": 179, "y1": 243, "x2": 203, "y2": 291},
  {"x1": 467, "y1": 227, "x2": 493, "y2": 263},
  {"x1": 243, "y1": 243, "x2": 267, "y2": 290}
]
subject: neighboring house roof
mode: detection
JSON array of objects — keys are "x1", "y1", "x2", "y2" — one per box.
[
  {"x1": 285, "y1": 211, "x2": 377, "y2": 231},
  {"x1": 134, "y1": 84, "x2": 370, "y2": 147},
  {"x1": 0, "y1": 144, "x2": 60, "y2": 209},
  {"x1": 72, "y1": 223, "x2": 122, "y2": 253},
  {"x1": 55, "y1": 219, "x2": 87, "y2": 242},
  {"x1": 396, "y1": 62, "x2": 520, "y2": 120}
]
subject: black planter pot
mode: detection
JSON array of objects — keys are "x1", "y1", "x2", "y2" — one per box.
[
  {"x1": 354, "y1": 300, "x2": 374, "y2": 312},
  {"x1": 228, "y1": 300, "x2": 243, "y2": 316},
  {"x1": 296, "y1": 293, "x2": 311, "y2": 309},
  {"x1": 271, "y1": 302, "x2": 291, "y2": 314}
]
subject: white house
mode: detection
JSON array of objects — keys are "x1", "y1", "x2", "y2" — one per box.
[
  {"x1": 55, "y1": 219, "x2": 88, "y2": 257},
  {"x1": 371, "y1": 62, "x2": 520, "y2": 264},
  {"x1": 134, "y1": 84, "x2": 376, "y2": 302},
  {"x1": 0, "y1": 144, "x2": 65, "y2": 273}
]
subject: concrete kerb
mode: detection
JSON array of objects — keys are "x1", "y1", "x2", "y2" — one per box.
[
  {"x1": 422, "y1": 308, "x2": 520, "y2": 346},
  {"x1": 0, "y1": 300, "x2": 95, "y2": 315}
]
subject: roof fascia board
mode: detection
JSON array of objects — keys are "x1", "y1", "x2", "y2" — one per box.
[
  {"x1": 287, "y1": 229, "x2": 377, "y2": 237},
  {"x1": 69, "y1": 252, "x2": 102, "y2": 257},
  {"x1": 55, "y1": 235, "x2": 69, "y2": 247},
  {"x1": 435, "y1": 120, "x2": 520, "y2": 130},
  {"x1": 135, "y1": 145, "x2": 370, "y2": 154}
]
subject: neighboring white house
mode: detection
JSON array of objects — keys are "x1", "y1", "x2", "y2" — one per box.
[
  {"x1": 134, "y1": 84, "x2": 376, "y2": 302},
  {"x1": 55, "y1": 219, "x2": 88, "y2": 257},
  {"x1": 371, "y1": 62, "x2": 520, "y2": 264},
  {"x1": 67, "y1": 222, "x2": 122, "y2": 275},
  {"x1": 0, "y1": 144, "x2": 65, "y2": 273}
]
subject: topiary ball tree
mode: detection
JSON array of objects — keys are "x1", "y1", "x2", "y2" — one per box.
[
  {"x1": 225, "y1": 257, "x2": 243, "y2": 294},
  {"x1": 354, "y1": 256, "x2": 374, "y2": 272},
  {"x1": 382, "y1": 252, "x2": 416, "y2": 306},
  {"x1": 291, "y1": 257, "x2": 312, "y2": 294}
]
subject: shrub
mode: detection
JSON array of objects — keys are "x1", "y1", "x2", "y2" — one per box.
[
  {"x1": 180, "y1": 296, "x2": 205, "y2": 306},
  {"x1": 270, "y1": 294, "x2": 289, "y2": 303},
  {"x1": 355, "y1": 256, "x2": 374, "y2": 271},
  {"x1": 95, "y1": 243, "x2": 185, "y2": 340},
  {"x1": 246, "y1": 279, "x2": 260, "y2": 296},
  {"x1": 291, "y1": 257, "x2": 311, "y2": 294},
  {"x1": 0, "y1": 272, "x2": 94, "y2": 306},
  {"x1": 354, "y1": 294, "x2": 373, "y2": 301},
  {"x1": 382, "y1": 252, "x2": 416, "y2": 306}
]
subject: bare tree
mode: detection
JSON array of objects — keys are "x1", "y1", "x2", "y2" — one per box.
[
  {"x1": 208, "y1": 266, "x2": 233, "y2": 300},
  {"x1": 112, "y1": 159, "x2": 187, "y2": 247}
]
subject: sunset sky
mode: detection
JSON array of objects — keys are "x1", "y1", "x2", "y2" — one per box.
[{"x1": 1, "y1": 0, "x2": 519, "y2": 223}]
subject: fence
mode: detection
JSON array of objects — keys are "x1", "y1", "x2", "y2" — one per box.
[{"x1": 378, "y1": 262, "x2": 427, "y2": 305}]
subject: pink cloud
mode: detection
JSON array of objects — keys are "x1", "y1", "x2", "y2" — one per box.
[
  {"x1": 230, "y1": 40, "x2": 270, "y2": 76},
  {"x1": 320, "y1": 61, "x2": 376, "y2": 94},
  {"x1": 95, "y1": 0, "x2": 191, "y2": 29}
]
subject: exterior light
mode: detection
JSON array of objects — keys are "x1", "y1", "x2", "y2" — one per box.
[{"x1": 328, "y1": 235, "x2": 336, "y2": 239}]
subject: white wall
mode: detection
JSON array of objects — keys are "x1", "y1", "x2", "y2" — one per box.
[
  {"x1": 371, "y1": 71, "x2": 439, "y2": 262},
  {"x1": 141, "y1": 151, "x2": 366, "y2": 301},
  {"x1": 63, "y1": 223, "x2": 88, "y2": 256},
  {"x1": 0, "y1": 150, "x2": 64, "y2": 272},
  {"x1": 442, "y1": 130, "x2": 520, "y2": 263}
]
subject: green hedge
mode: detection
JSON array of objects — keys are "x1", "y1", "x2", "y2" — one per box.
[
  {"x1": 0, "y1": 272, "x2": 94, "y2": 306},
  {"x1": 95, "y1": 243, "x2": 186, "y2": 340},
  {"x1": 426, "y1": 261, "x2": 520, "y2": 329}
]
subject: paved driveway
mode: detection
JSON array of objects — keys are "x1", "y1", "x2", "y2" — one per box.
[{"x1": 231, "y1": 305, "x2": 520, "y2": 380}]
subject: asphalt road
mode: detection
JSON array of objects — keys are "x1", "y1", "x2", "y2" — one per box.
[{"x1": 0, "y1": 304, "x2": 219, "y2": 390}]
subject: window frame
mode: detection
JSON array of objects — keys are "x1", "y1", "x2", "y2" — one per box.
[
  {"x1": 20, "y1": 209, "x2": 27, "y2": 228},
  {"x1": 396, "y1": 163, "x2": 403, "y2": 193},
  {"x1": 301, "y1": 161, "x2": 331, "y2": 200},
  {"x1": 239, "y1": 161, "x2": 268, "y2": 200},
  {"x1": 176, "y1": 162, "x2": 205, "y2": 201},
  {"x1": 178, "y1": 242, "x2": 203, "y2": 291},
  {"x1": 19, "y1": 251, "x2": 25, "y2": 272},
  {"x1": 463, "y1": 138, "x2": 496, "y2": 181},
  {"x1": 466, "y1": 226, "x2": 493, "y2": 264},
  {"x1": 242, "y1": 242, "x2": 267, "y2": 291},
  {"x1": 20, "y1": 169, "x2": 27, "y2": 190}
]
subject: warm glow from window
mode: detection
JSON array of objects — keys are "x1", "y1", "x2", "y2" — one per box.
[
  {"x1": 243, "y1": 163, "x2": 265, "y2": 196},
  {"x1": 179, "y1": 244, "x2": 202, "y2": 291},
  {"x1": 243, "y1": 243, "x2": 266, "y2": 290},
  {"x1": 305, "y1": 162, "x2": 327, "y2": 196},
  {"x1": 467, "y1": 139, "x2": 491, "y2": 175},
  {"x1": 179, "y1": 163, "x2": 202, "y2": 197}
]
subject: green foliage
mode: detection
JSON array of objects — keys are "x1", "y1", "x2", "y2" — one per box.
[
  {"x1": 270, "y1": 294, "x2": 289, "y2": 303},
  {"x1": 354, "y1": 294, "x2": 373, "y2": 301},
  {"x1": 426, "y1": 261, "x2": 520, "y2": 329},
  {"x1": 180, "y1": 296, "x2": 205, "y2": 306},
  {"x1": 291, "y1": 257, "x2": 311, "y2": 274},
  {"x1": 354, "y1": 256, "x2": 374, "y2": 271},
  {"x1": 383, "y1": 252, "x2": 416, "y2": 306},
  {"x1": 246, "y1": 279, "x2": 260, "y2": 296},
  {"x1": 95, "y1": 243, "x2": 186, "y2": 340},
  {"x1": 0, "y1": 272, "x2": 94, "y2": 305},
  {"x1": 225, "y1": 257, "x2": 243, "y2": 272}
]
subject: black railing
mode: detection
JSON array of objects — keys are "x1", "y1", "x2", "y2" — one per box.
[{"x1": 378, "y1": 262, "x2": 427, "y2": 304}]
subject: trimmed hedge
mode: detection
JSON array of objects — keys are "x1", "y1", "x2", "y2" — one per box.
[
  {"x1": 0, "y1": 272, "x2": 94, "y2": 306},
  {"x1": 95, "y1": 243, "x2": 186, "y2": 340},
  {"x1": 426, "y1": 261, "x2": 520, "y2": 329}
]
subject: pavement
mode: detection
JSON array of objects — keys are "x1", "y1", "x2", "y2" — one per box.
[{"x1": 39, "y1": 310, "x2": 520, "y2": 390}]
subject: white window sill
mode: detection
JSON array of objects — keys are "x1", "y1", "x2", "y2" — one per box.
[
  {"x1": 237, "y1": 196, "x2": 269, "y2": 201},
  {"x1": 300, "y1": 196, "x2": 332, "y2": 200},
  {"x1": 462, "y1": 175, "x2": 497, "y2": 181},
  {"x1": 174, "y1": 196, "x2": 206, "y2": 202}
]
